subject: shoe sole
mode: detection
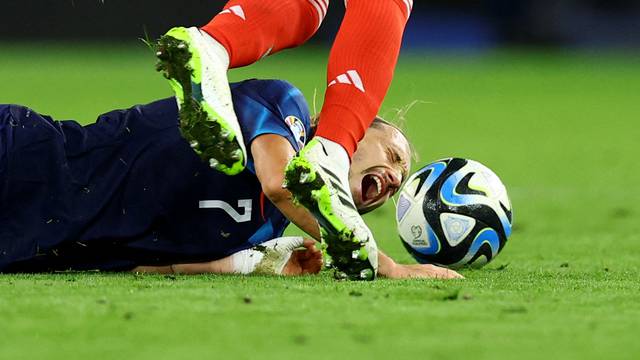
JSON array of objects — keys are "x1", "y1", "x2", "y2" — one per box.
[
  {"x1": 284, "y1": 155, "x2": 375, "y2": 281},
  {"x1": 155, "y1": 28, "x2": 245, "y2": 175}
]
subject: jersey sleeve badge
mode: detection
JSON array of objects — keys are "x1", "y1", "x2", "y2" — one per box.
[{"x1": 284, "y1": 115, "x2": 307, "y2": 149}]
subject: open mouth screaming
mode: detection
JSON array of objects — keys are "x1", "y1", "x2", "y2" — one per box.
[{"x1": 361, "y1": 173, "x2": 387, "y2": 206}]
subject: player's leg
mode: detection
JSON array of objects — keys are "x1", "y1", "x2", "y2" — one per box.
[
  {"x1": 156, "y1": 27, "x2": 246, "y2": 175},
  {"x1": 155, "y1": 0, "x2": 326, "y2": 175},
  {"x1": 285, "y1": 0, "x2": 413, "y2": 280},
  {"x1": 201, "y1": 0, "x2": 326, "y2": 68},
  {"x1": 317, "y1": 0, "x2": 411, "y2": 155}
]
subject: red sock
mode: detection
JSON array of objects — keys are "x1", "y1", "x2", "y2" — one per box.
[
  {"x1": 201, "y1": 0, "x2": 328, "y2": 68},
  {"x1": 316, "y1": 0, "x2": 412, "y2": 157}
]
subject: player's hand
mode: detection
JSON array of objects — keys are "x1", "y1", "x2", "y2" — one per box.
[
  {"x1": 281, "y1": 239, "x2": 323, "y2": 276},
  {"x1": 386, "y1": 263, "x2": 464, "y2": 279},
  {"x1": 377, "y1": 251, "x2": 463, "y2": 279}
]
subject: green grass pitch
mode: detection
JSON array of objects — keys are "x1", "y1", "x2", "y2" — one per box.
[{"x1": 0, "y1": 42, "x2": 639, "y2": 359}]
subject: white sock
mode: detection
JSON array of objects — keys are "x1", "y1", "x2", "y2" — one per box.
[{"x1": 314, "y1": 136, "x2": 351, "y2": 171}]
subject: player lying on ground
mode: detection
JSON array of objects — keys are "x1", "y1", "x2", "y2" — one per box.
[
  {"x1": 157, "y1": 0, "x2": 414, "y2": 280},
  {"x1": 0, "y1": 78, "x2": 462, "y2": 279}
]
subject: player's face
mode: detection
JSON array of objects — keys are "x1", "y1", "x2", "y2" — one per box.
[{"x1": 349, "y1": 124, "x2": 411, "y2": 214}]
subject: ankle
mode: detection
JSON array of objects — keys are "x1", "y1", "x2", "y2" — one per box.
[
  {"x1": 315, "y1": 136, "x2": 350, "y2": 168},
  {"x1": 199, "y1": 29, "x2": 231, "y2": 70}
]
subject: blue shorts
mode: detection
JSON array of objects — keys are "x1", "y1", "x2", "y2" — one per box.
[
  {"x1": 0, "y1": 104, "x2": 70, "y2": 268},
  {"x1": 0, "y1": 100, "x2": 185, "y2": 271}
]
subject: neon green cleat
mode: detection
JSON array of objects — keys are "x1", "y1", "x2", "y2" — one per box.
[
  {"x1": 155, "y1": 27, "x2": 246, "y2": 175},
  {"x1": 284, "y1": 137, "x2": 378, "y2": 281}
]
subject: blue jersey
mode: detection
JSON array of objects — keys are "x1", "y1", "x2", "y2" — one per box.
[{"x1": 0, "y1": 79, "x2": 311, "y2": 272}]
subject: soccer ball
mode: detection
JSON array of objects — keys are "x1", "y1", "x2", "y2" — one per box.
[{"x1": 395, "y1": 158, "x2": 513, "y2": 269}]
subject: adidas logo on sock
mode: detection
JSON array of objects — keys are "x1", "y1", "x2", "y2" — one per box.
[
  {"x1": 219, "y1": 5, "x2": 246, "y2": 20},
  {"x1": 328, "y1": 70, "x2": 365, "y2": 93}
]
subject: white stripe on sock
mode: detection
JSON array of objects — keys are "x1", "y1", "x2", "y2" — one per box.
[
  {"x1": 316, "y1": 0, "x2": 328, "y2": 15},
  {"x1": 307, "y1": 0, "x2": 325, "y2": 28},
  {"x1": 403, "y1": 0, "x2": 412, "y2": 16},
  {"x1": 229, "y1": 5, "x2": 246, "y2": 20},
  {"x1": 260, "y1": 46, "x2": 273, "y2": 59},
  {"x1": 336, "y1": 74, "x2": 350, "y2": 84},
  {"x1": 346, "y1": 70, "x2": 365, "y2": 92}
]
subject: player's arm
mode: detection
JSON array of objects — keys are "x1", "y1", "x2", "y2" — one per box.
[
  {"x1": 251, "y1": 134, "x2": 463, "y2": 279},
  {"x1": 251, "y1": 134, "x2": 321, "y2": 240},
  {"x1": 132, "y1": 259, "x2": 230, "y2": 275},
  {"x1": 132, "y1": 237, "x2": 322, "y2": 276}
]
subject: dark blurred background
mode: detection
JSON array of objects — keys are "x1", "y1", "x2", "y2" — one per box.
[{"x1": 1, "y1": 0, "x2": 639, "y2": 49}]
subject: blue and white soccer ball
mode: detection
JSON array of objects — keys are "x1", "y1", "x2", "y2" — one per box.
[{"x1": 395, "y1": 158, "x2": 513, "y2": 269}]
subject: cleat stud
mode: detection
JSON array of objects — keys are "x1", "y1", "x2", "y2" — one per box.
[
  {"x1": 359, "y1": 269, "x2": 374, "y2": 280},
  {"x1": 190, "y1": 140, "x2": 199, "y2": 148},
  {"x1": 333, "y1": 270, "x2": 348, "y2": 280},
  {"x1": 220, "y1": 129, "x2": 231, "y2": 139},
  {"x1": 177, "y1": 43, "x2": 187, "y2": 49},
  {"x1": 209, "y1": 158, "x2": 219, "y2": 168},
  {"x1": 299, "y1": 172, "x2": 311, "y2": 184},
  {"x1": 351, "y1": 250, "x2": 360, "y2": 260},
  {"x1": 231, "y1": 149, "x2": 242, "y2": 161}
]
